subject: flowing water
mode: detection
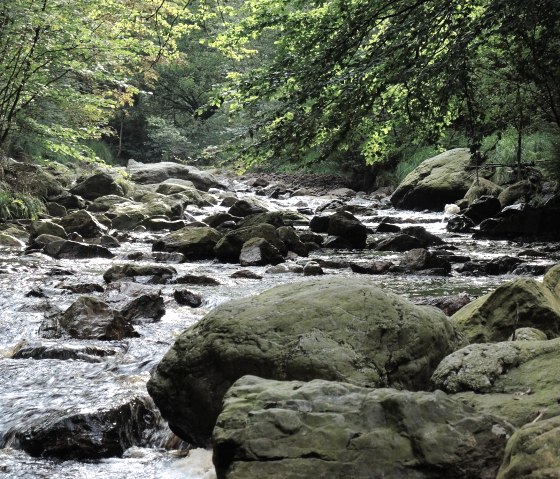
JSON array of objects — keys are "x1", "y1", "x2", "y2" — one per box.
[{"x1": 0, "y1": 183, "x2": 557, "y2": 478}]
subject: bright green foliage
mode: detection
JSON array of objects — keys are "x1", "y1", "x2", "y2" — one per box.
[
  {"x1": 0, "y1": 0, "x2": 196, "y2": 162},
  {"x1": 0, "y1": 188, "x2": 44, "y2": 221},
  {"x1": 217, "y1": 0, "x2": 560, "y2": 169}
]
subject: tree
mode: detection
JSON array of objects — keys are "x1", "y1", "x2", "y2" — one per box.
[
  {"x1": 218, "y1": 0, "x2": 560, "y2": 170},
  {"x1": 0, "y1": 0, "x2": 195, "y2": 161}
]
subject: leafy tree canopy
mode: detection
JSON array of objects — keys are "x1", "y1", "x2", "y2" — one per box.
[
  {"x1": 0, "y1": 0, "x2": 197, "y2": 161},
  {"x1": 217, "y1": 0, "x2": 560, "y2": 169}
]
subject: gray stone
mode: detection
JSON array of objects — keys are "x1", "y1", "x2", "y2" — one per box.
[
  {"x1": 147, "y1": 277, "x2": 458, "y2": 445},
  {"x1": 213, "y1": 376, "x2": 513, "y2": 479}
]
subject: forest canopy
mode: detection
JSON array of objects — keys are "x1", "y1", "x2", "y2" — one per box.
[{"x1": 0, "y1": 0, "x2": 559, "y2": 178}]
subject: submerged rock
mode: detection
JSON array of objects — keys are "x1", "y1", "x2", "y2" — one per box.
[
  {"x1": 173, "y1": 289, "x2": 203, "y2": 307},
  {"x1": 213, "y1": 376, "x2": 512, "y2": 479},
  {"x1": 42, "y1": 240, "x2": 114, "y2": 259},
  {"x1": 103, "y1": 264, "x2": 176, "y2": 283},
  {"x1": 147, "y1": 277, "x2": 458, "y2": 445},
  {"x1": 12, "y1": 341, "x2": 118, "y2": 362}
]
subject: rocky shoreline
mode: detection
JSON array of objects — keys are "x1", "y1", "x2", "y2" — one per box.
[{"x1": 1, "y1": 150, "x2": 560, "y2": 478}]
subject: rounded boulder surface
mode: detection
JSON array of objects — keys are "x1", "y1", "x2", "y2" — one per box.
[{"x1": 147, "y1": 277, "x2": 458, "y2": 445}]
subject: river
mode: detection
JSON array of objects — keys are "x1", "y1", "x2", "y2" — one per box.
[{"x1": 0, "y1": 182, "x2": 555, "y2": 478}]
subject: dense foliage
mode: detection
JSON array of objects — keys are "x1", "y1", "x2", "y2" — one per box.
[{"x1": 218, "y1": 0, "x2": 560, "y2": 172}]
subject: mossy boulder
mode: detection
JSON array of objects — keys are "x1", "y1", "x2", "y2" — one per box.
[
  {"x1": 391, "y1": 149, "x2": 478, "y2": 210},
  {"x1": 152, "y1": 226, "x2": 222, "y2": 260},
  {"x1": 57, "y1": 210, "x2": 108, "y2": 238},
  {"x1": 147, "y1": 277, "x2": 458, "y2": 445},
  {"x1": 214, "y1": 224, "x2": 286, "y2": 263},
  {"x1": 464, "y1": 178, "x2": 504, "y2": 205},
  {"x1": 213, "y1": 376, "x2": 513, "y2": 479},
  {"x1": 451, "y1": 277, "x2": 560, "y2": 343},
  {"x1": 497, "y1": 415, "x2": 560, "y2": 479},
  {"x1": 433, "y1": 338, "x2": 560, "y2": 427}
]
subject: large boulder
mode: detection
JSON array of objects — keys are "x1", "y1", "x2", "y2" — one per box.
[
  {"x1": 69, "y1": 172, "x2": 124, "y2": 200},
  {"x1": 497, "y1": 415, "x2": 560, "y2": 479},
  {"x1": 2, "y1": 159, "x2": 65, "y2": 199},
  {"x1": 391, "y1": 149, "x2": 478, "y2": 210},
  {"x1": 213, "y1": 376, "x2": 513, "y2": 479},
  {"x1": 152, "y1": 226, "x2": 222, "y2": 260},
  {"x1": 29, "y1": 220, "x2": 67, "y2": 241},
  {"x1": 147, "y1": 277, "x2": 458, "y2": 445},
  {"x1": 127, "y1": 159, "x2": 226, "y2": 191},
  {"x1": 432, "y1": 338, "x2": 560, "y2": 428},
  {"x1": 451, "y1": 277, "x2": 560, "y2": 343}
]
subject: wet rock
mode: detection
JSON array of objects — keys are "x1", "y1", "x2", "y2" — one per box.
[
  {"x1": 227, "y1": 198, "x2": 268, "y2": 217},
  {"x1": 203, "y1": 212, "x2": 240, "y2": 228},
  {"x1": 432, "y1": 338, "x2": 560, "y2": 427},
  {"x1": 25, "y1": 233, "x2": 62, "y2": 251},
  {"x1": 230, "y1": 270, "x2": 263, "y2": 279},
  {"x1": 57, "y1": 210, "x2": 108, "y2": 238},
  {"x1": 213, "y1": 376, "x2": 512, "y2": 479},
  {"x1": 328, "y1": 187, "x2": 356, "y2": 197},
  {"x1": 150, "y1": 251, "x2": 185, "y2": 263},
  {"x1": 152, "y1": 226, "x2": 223, "y2": 260},
  {"x1": 327, "y1": 211, "x2": 367, "y2": 249},
  {"x1": 104, "y1": 283, "x2": 165, "y2": 323},
  {"x1": 452, "y1": 277, "x2": 560, "y2": 343},
  {"x1": 463, "y1": 195, "x2": 502, "y2": 224},
  {"x1": 175, "y1": 274, "x2": 220, "y2": 286},
  {"x1": 237, "y1": 211, "x2": 284, "y2": 229},
  {"x1": 375, "y1": 233, "x2": 423, "y2": 252},
  {"x1": 302, "y1": 261, "x2": 323, "y2": 276},
  {"x1": 42, "y1": 240, "x2": 114, "y2": 260},
  {"x1": 266, "y1": 263, "x2": 304, "y2": 274},
  {"x1": 309, "y1": 215, "x2": 330, "y2": 233},
  {"x1": 457, "y1": 256, "x2": 524, "y2": 276},
  {"x1": 402, "y1": 225, "x2": 445, "y2": 247},
  {"x1": 173, "y1": 289, "x2": 203, "y2": 307},
  {"x1": 276, "y1": 226, "x2": 308, "y2": 256},
  {"x1": 141, "y1": 218, "x2": 187, "y2": 231},
  {"x1": 375, "y1": 220, "x2": 401, "y2": 233},
  {"x1": 297, "y1": 231, "x2": 324, "y2": 245},
  {"x1": 214, "y1": 224, "x2": 286, "y2": 263},
  {"x1": 29, "y1": 219, "x2": 67, "y2": 241},
  {"x1": 111, "y1": 212, "x2": 146, "y2": 230},
  {"x1": 414, "y1": 293, "x2": 473, "y2": 316},
  {"x1": 127, "y1": 159, "x2": 226, "y2": 191},
  {"x1": 239, "y1": 238, "x2": 284, "y2": 266},
  {"x1": 147, "y1": 277, "x2": 458, "y2": 445},
  {"x1": 12, "y1": 341, "x2": 118, "y2": 362},
  {"x1": 103, "y1": 264, "x2": 176, "y2": 283},
  {"x1": 399, "y1": 248, "x2": 451, "y2": 275},
  {"x1": 391, "y1": 149, "x2": 480, "y2": 210},
  {"x1": 57, "y1": 283, "x2": 105, "y2": 294},
  {"x1": 464, "y1": 178, "x2": 503, "y2": 205},
  {"x1": 478, "y1": 204, "x2": 560, "y2": 240},
  {"x1": 15, "y1": 396, "x2": 158, "y2": 459},
  {"x1": 281, "y1": 211, "x2": 309, "y2": 226},
  {"x1": 446, "y1": 214, "x2": 476, "y2": 233},
  {"x1": 59, "y1": 296, "x2": 138, "y2": 340},
  {"x1": 349, "y1": 260, "x2": 393, "y2": 275},
  {"x1": 497, "y1": 415, "x2": 560, "y2": 479},
  {"x1": 69, "y1": 172, "x2": 124, "y2": 200}
]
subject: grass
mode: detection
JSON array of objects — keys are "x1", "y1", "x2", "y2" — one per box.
[{"x1": 0, "y1": 187, "x2": 45, "y2": 221}]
